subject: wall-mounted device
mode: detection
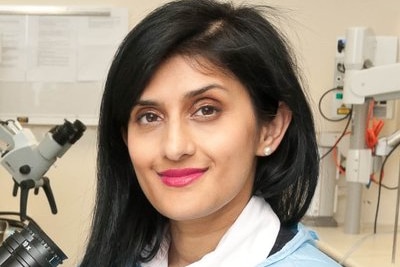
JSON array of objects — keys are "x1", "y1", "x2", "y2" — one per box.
[{"x1": 337, "y1": 26, "x2": 400, "y2": 263}]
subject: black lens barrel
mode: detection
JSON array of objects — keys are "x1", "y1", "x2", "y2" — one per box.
[{"x1": 0, "y1": 222, "x2": 67, "y2": 267}]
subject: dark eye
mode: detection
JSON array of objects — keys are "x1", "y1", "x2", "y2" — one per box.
[
  {"x1": 193, "y1": 105, "x2": 220, "y2": 119},
  {"x1": 137, "y1": 112, "x2": 161, "y2": 124}
]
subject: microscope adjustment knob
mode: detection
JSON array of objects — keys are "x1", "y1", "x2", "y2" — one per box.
[{"x1": 19, "y1": 165, "x2": 31, "y2": 175}]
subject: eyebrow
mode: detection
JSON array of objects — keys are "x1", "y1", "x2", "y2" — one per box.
[
  {"x1": 184, "y1": 84, "x2": 226, "y2": 98},
  {"x1": 134, "y1": 84, "x2": 226, "y2": 107}
]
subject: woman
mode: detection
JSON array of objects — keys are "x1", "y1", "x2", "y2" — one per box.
[{"x1": 80, "y1": 0, "x2": 340, "y2": 266}]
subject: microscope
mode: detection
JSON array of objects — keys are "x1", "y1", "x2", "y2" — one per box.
[
  {"x1": 0, "y1": 119, "x2": 86, "y2": 221},
  {"x1": 0, "y1": 119, "x2": 87, "y2": 266}
]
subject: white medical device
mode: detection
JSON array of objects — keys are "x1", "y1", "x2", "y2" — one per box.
[
  {"x1": 0, "y1": 119, "x2": 86, "y2": 221},
  {"x1": 339, "y1": 27, "x2": 400, "y2": 263}
]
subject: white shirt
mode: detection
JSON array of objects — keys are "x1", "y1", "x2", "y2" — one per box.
[{"x1": 142, "y1": 196, "x2": 280, "y2": 267}]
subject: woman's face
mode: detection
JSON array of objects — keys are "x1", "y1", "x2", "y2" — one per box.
[{"x1": 125, "y1": 55, "x2": 267, "y2": 222}]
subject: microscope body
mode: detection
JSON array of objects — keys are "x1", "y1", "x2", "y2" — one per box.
[
  {"x1": 0, "y1": 119, "x2": 86, "y2": 221},
  {"x1": 2, "y1": 131, "x2": 65, "y2": 188}
]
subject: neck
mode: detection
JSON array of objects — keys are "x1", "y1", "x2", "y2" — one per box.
[{"x1": 167, "y1": 195, "x2": 251, "y2": 267}]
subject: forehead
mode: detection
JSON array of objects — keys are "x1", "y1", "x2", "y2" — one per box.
[{"x1": 140, "y1": 55, "x2": 240, "y2": 99}]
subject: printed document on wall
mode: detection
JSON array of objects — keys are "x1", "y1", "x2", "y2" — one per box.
[
  {"x1": 26, "y1": 16, "x2": 77, "y2": 82},
  {"x1": 77, "y1": 8, "x2": 128, "y2": 81},
  {"x1": 0, "y1": 15, "x2": 27, "y2": 81},
  {"x1": 0, "y1": 7, "x2": 128, "y2": 83}
]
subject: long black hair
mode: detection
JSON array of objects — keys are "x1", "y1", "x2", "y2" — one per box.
[{"x1": 80, "y1": 0, "x2": 319, "y2": 266}]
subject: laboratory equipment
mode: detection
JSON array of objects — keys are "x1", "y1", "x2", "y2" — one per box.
[
  {"x1": 0, "y1": 219, "x2": 67, "y2": 267},
  {"x1": 0, "y1": 119, "x2": 86, "y2": 221},
  {"x1": 331, "y1": 26, "x2": 400, "y2": 264},
  {"x1": 337, "y1": 27, "x2": 400, "y2": 235},
  {"x1": 0, "y1": 119, "x2": 86, "y2": 266}
]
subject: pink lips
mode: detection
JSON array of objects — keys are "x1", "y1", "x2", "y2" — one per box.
[{"x1": 158, "y1": 168, "x2": 207, "y2": 187}]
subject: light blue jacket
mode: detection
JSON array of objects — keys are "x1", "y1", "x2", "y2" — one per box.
[
  {"x1": 137, "y1": 224, "x2": 341, "y2": 267},
  {"x1": 256, "y1": 224, "x2": 341, "y2": 267}
]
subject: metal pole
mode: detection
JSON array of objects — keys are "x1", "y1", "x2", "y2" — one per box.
[
  {"x1": 392, "y1": 158, "x2": 400, "y2": 264},
  {"x1": 344, "y1": 102, "x2": 369, "y2": 234}
]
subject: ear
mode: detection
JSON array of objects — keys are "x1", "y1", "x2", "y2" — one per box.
[{"x1": 256, "y1": 102, "x2": 292, "y2": 156}]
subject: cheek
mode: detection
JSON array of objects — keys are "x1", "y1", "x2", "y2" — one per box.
[
  {"x1": 126, "y1": 130, "x2": 156, "y2": 175},
  {"x1": 126, "y1": 123, "x2": 159, "y2": 157},
  {"x1": 126, "y1": 135, "x2": 159, "y2": 199},
  {"x1": 203, "y1": 119, "x2": 259, "y2": 158},
  {"x1": 199, "y1": 119, "x2": 259, "y2": 190}
]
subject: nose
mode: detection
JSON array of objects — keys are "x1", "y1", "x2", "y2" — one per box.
[{"x1": 162, "y1": 118, "x2": 195, "y2": 161}]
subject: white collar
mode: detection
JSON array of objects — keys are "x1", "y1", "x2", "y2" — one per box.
[{"x1": 142, "y1": 196, "x2": 280, "y2": 267}]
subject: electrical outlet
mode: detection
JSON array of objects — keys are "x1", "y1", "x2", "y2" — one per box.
[
  {"x1": 331, "y1": 38, "x2": 351, "y2": 119},
  {"x1": 333, "y1": 54, "x2": 345, "y2": 89}
]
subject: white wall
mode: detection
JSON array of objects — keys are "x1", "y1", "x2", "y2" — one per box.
[{"x1": 0, "y1": 1, "x2": 399, "y2": 266}]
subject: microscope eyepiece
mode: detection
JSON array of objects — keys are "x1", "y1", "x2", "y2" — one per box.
[
  {"x1": 69, "y1": 120, "x2": 87, "y2": 144},
  {"x1": 50, "y1": 121, "x2": 75, "y2": 146},
  {"x1": 50, "y1": 120, "x2": 86, "y2": 146}
]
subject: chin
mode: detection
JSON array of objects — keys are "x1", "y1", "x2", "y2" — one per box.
[{"x1": 159, "y1": 202, "x2": 217, "y2": 222}]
